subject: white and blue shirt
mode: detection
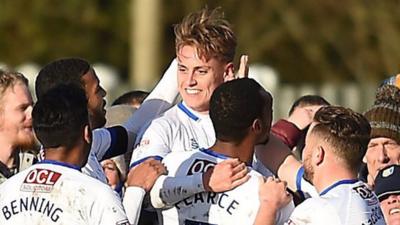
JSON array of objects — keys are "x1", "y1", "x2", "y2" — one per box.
[
  {"x1": 130, "y1": 102, "x2": 274, "y2": 177},
  {"x1": 130, "y1": 102, "x2": 215, "y2": 167},
  {"x1": 156, "y1": 148, "x2": 294, "y2": 225},
  {"x1": 286, "y1": 180, "x2": 385, "y2": 225},
  {"x1": 0, "y1": 160, "x2": 129, "y2": 225}
]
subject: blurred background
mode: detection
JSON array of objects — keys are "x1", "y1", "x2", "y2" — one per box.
[{"x1": 1, "y1": 0, "x2": 399, "y2": 119}]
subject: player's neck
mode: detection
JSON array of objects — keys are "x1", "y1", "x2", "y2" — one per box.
[
  {"x1": 44, "y1": 146, "x2": 85, "y2": 168},
  {"x1": 210, "y1": 139, "x2": 254, "y2": 164},
  {"x1": 314, "y1": 164, "x2": 358, "y2": 194}
]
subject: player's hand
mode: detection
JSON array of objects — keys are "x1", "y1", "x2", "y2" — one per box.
[
  {"x1": 258, "y1": 176, "x2": 292, "y2": 210},
  {"x1": 203, "y1": 158, "x2": 250, "y2": 192},
  {"x1": 126, "y1": 158, "x2": 167, "y2": 192},
  {"x1": 287, "y1": 105, "x2": 323, "y2": 130},
  {"x1": 237, "y1": 55, "x2": 249, "y2": 78}
]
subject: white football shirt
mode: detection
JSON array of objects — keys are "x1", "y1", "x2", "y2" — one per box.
[
  {"x1": 286, "y1": 180, "x2": 385, "y2": 225},
  {"x1": 130, "y1": 102, "x2": 274, "y2": 177},
  {"x1": 130, "y1": 102, "x2": 215, "y2": 166},
  {"x1": 0, "y1": 160, "x2": 129, "y2": 225},
  {"x1": 155, "y1": 149, "x2": 294, "y2": 225}
]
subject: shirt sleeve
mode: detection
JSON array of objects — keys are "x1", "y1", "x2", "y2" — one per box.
[
  {"x1": 271, "y1": 119, "x2": 302, "y2": 149},
  {"x1": 123, "y1": 186, "x2": 146, "y2": 225},
  {"x1": 149, "y1": 152, "x2": 205, "y2": 208},
  {"x1": 122, "y1": 58, "x2": 178, "y2": 136},
  {"x1": 129, "y1": 119, "x2": 173, "y2": 168}
]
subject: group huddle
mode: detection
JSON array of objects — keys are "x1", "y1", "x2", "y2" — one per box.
[{"x1": 0, "y1": 7, "x2": 399, "y2": 225}]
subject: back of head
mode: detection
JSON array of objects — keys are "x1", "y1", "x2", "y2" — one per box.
[
  {"x1": 312, "y1": 106, "x2": 371, "y2": 172},
  {"x1": 33, "y1": 84, "x2": 89, "y2": 149},
  {"x1": 0, "y1": 70, "x2": 28, "y2": 106},
  {"x1": 174, "y1": 7, "x2": 237, "y2": 63},
  {"x1": 210, "y1": 78, "x2": 272, "y2": 143},
  {"x1": 288, "y1": 95, "x2": 330, "y2": 116},
  {"x1": 364, "y1": 84, "x2": 400, "y2": 144},
  {"x1": 112, "y1": 90, "x2": 149, "y2": 107},
  {"x1": 35, "y1": 58, "x2": 90, "y2": 100}
]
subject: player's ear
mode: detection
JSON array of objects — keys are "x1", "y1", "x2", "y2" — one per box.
[
  {"x1": 252, "y1": 118, "x2": 262, "y2": 134},
  {"x1": 84, "y1": 125, "x2": 92, "y2": 145},
  {"x1": 314, "y1": 146, "x2": 325, "y2": 166},
  {"x1": 223, "y1": 62, "x2": 235, "y2": 82},
  {"x1": 362, "y1": 154, "x2": 367, "y2": 163}
]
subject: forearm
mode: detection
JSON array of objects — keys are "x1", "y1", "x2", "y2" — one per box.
[
  {"x1": 150, "y1": 174, "x2": 205, "y2": 208},
  {"x1": 123, "y1": 59, "x2": 178, "y2": 135},
  {"x1": 123, "y1": 186, "x2": 146, "y2": 225},
  {"x1": 271, "y1": 119, "x2": 302, "y2": 149},
  {"x1": 253, "y1": 203, "x2": 278, "y2": 225}
]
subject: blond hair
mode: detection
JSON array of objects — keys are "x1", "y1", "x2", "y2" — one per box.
[
  {"x1": 0, "y1": 70, "x2": 29, "y2": 104},
  {"x1": 174, "y1": 7, "x2": 237, "y2": 63}
]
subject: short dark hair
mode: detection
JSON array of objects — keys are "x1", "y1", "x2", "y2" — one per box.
[
  {"x1": 210, "y1": 78, "x2": 272, "y2": 143},
  {"x1": 33, "y1": 84, "x2": 89, "y2": 149},
  {"x1": 35, "y1": 58, "x2": 90, "y2": 99},
  {"x1": 112, "y1": 90, "x2": 149, "y2": 106},
  {"x1": 288, "y1": 95, "x2": 330, "y2": 116},
  {"x1": 311, "y1": 106, "x2": 371, "y2": 172}
]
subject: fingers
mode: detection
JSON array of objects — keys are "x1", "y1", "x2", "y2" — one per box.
[
  {"x1": 237, "y1": 55, "x2": 249, "y2": 78},
  {"x1": 221, "y1": 158, "x2": 241, "y2": 167},
  {"x1": 231, "y1": 161, "x2": 247, "y2": 174},
  {"x1": 231, "y1": 174, "x2": 250, "y2": 188},
  {"x1": 231, "y1": 164, "x2": 249, "y2": 181}
]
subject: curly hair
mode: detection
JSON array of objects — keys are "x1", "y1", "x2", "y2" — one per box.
[
  {"x1": 174, "y1": 7, "x2": 237, "y2": 63},
  {"x1": 0, "y1": 70, "x2": 29, "y2": 107},
  {"x1": 311, "y1": 106, "x2": 371, "y2": 172}
]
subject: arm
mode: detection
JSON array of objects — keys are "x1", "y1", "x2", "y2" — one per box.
[
  {"x1": 150, "y1": 158, "x2": 250, "y2": 208},
  {"x1": 92, "y1": 59, "x2": 178, "y2": 161},
  {"x1": 255, "y1": 134, "x2": 302, "y2": 192},
  {"x1": 272, "y1": 105, "x2": 323, "y2": 150},
  {"x1": 271, "y1": 120, "x2": 302, "y2": 149},
  {"x1": 123, "y1": 158, "x2": 166, "y2": 225},
  {"x1": 253, "y1": 177, "x2": 292, "y2": 225}
]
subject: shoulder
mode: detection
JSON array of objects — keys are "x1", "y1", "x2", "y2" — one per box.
[
  {"x1": 163, "y1": 150, "x2": 218, "y2": 175},
  {"x1": 289, "y1": 197, "x2": 340, "y2": 224},
  {"x1": 149, "y1": 105, "x2": 183, "y2": 127}
]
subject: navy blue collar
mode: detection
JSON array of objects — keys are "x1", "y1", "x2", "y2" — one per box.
[
  {"x1": 37, "y1": 160, "x2": 81, "y2": 171},
  {"x1": 200, "y1": 148, "x2": 229, "y2": 159},
  {"x1": 178, "y1": 102, "x2": 199, "y2": 121},
  {"x1": 199, "y1": 148, "x2": 252, "y2": 167},
  {"x1": 320, "y1": 179, "x2": 358, "y2": 196}
]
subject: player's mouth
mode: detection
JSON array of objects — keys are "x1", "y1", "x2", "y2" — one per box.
[
  {"x1": 23, "y1": 127, "x2": 32, "y2": 132},
  {"x1": 185, "y1": 88, "x2": 201, "y2": 95},
  {"x1": 389, "y1": 208, "x2": 400, "y2": 215}
]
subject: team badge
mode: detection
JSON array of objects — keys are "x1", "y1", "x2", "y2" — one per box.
[{"x1": 382, "y1": 166, "x2": 394, "y2": 177}]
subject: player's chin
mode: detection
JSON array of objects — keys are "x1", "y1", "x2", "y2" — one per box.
[{"x1": 17, "y1": 134, "x2": 37, "y2": 150}]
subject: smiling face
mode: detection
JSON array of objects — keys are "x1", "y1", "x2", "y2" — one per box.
[
  {"x1": 365, "y1": 137, "x2": 400, "y2": 182},
  {"x1": 381, "y1": 194, "x2": 400, "y2": 225},
  {"x1": 0, "y1": 82, "x2": 35, "y2": 149},
  {"x1": 177, "y1": 45, "x2": 232, "y2": 114}
]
